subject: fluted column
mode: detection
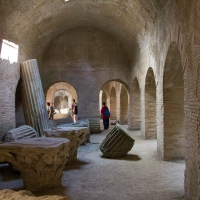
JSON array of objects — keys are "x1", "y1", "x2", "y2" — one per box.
[
  {"x1": 99, "y1": 123, "x2": 135, "y2": 158},
  {"x1": 20, "y1": 59, "x2": 51, "y2": 136}
]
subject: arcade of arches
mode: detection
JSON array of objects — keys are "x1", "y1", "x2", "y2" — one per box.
[{"x1": 0, "y1": 0, "x2": 200, "y2": 199}]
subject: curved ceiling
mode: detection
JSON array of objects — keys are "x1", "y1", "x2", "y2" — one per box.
[{"x1": 0, "y1": 0, "x2": 167, "y2": 60}]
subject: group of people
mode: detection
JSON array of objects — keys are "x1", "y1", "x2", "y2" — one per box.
[
  {"x1": 46, "y1": 99, "x2": 78, "y2": 123},
  {"x1": 46, "y1": 99, "x2": 110, "y2": 130}
]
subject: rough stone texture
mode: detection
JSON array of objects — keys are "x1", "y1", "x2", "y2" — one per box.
[
  {"x1": 3, "y1": 125, "x2": 39, "y2": 143},
  {"x1": 0, "y1": 138, "x2": 70, "y2": 191},
  {"x1": 53, "y1": 116, "x2": 73, "y2": 126},
  {"x1": 0, "y1": 189, "x2": 70, "y2": 200},
  {"x1": 131, "y1": 78, "x2": 141, "y2": 130},
  {"x1": 99, "y1": 123, "x2": 135, "y2": 158},
  {"x1": 20, "y1": 59, "x2": 51, "y2": 136},
  {"x1": 0, "y1": 127, "x2": 185, "y2": 200},
  {"x1": 88, "y1": 118, "x2": 101, "y2": 133},
  {"x1": 57, "y1": 119, "x2": 90, "y2": 143},
  {"x1": 144, "y1": 68, "x2": 157, "y2": 139},
  {"x1": 44, "y1": 127, "x2": 88, "y2": 163},
  {"x1": 0, "y1": 0, "x2": 200, "y2": 199}
]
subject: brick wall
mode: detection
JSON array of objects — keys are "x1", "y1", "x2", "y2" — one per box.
[
  {"x1": 145, "y1": 67, "x2": 157, "y2": 139},
  {"x1": 41, "y1": 27, "x2": 131, "y2": 119},
  {"x1": 132, "y1": 77, "x2": 141, "y2": 129},
  {"x1": 0, "y1": 52, "x2": 31, "y2": 140},
  {"x1": 163, "y1": 42, "x2": 185, "y2": 160},
  {"x1": 110, "y1": 87, "x2": 117, "y2": 120}
]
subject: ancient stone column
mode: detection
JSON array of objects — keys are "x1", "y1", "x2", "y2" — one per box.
[
  {"x1": 20, "y1": 59, "x2": 51, "y2": 136},
  {"x1": 99, "y1": 123, "x2": 135, "y2": 158}
]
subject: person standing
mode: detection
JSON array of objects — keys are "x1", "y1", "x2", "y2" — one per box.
[
  {"x1": 101, "y1": 102, "x2": 110, "y2": 130},
  {"x1": 46, "y1": 102, "x2": 50, "y2": 117},
  {"x1": 71, "y1": 99, "x2": 78, "y2": 123},
  {"x1": 49, "y1": 102, "x2": 54, "y2": 120}
]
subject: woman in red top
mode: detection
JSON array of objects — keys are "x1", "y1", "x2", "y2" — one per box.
[{"x1": 101, "y1": 102, "x2": 110, "y2": 130}]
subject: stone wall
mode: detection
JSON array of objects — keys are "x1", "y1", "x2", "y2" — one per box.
[
  {"x1": 0, "y1": 0, "x2": 200, "y2": 198},
  {"x1": 130, "y1": 1, "x2": 199, "y2": 198},
  {"x1": 41, "y1": 27, "x2": 131, "y2": 119}
]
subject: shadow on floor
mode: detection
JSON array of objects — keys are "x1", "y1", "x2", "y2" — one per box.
[
  {"x1": 101, "y1": 154, "x2": 141, "y2": 161},
  {"x1": 0, "y1": 163, "x2": 21, "y2": 182},
  {"x1": 63, "y1": 160, "x2": 90, "y2": 171},
  {"x1": 33, "y1": 185, "x2": 69, "y2": 198}
]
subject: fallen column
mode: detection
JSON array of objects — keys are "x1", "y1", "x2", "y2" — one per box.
[
  {"x1": 3, "y1": 125, "x2": 39, "y2": 142},
  {"x1": 99, "y1": 123, "x2": 135, "y2": 158},
  {"x1": 20, "y1": 59, "x2": 51, "y2": 136}
]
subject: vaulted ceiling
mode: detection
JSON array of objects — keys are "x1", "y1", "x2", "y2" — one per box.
[{"x1": 0, "y1": 0, "x2": 169, "y2": 60}]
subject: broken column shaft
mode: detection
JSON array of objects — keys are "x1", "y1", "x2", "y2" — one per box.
[{"x1": 20, "y1": 59, "x2": 51, "y2": 136}]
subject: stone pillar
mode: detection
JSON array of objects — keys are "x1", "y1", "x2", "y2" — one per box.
[
  {"x1": 20, "y1": 59, "x2": 51, "y2": 136},
  {"x1": 116, "y1": 84, "x2": 121, "y2": 122},
  {"x1": 128, "y1": 88, "x2": 134, "y2": 130}
]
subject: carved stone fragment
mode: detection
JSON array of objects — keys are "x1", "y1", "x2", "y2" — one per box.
[
  {"x1": 88, "y1": 118, "x2": 100, "y2": 133},
  {"x1": 57, "y1": 119, "x2": 90, "y2": 143},
  {"x1": 3, "y1": 125, "x2": 39, "y2": 143},
  {"x1": 0, "y1": 138, "x2": 70, "y2": 191},
  {"x1": 44, "y1": 127, "x2": 88, "y2": 163},
  {"x1": 99, "y1": 123, "x2": 135, "y2": 158}
]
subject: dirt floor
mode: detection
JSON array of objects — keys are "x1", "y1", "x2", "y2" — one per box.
[{"x1": 0, "y1": 122, "x2": 185, "y2": 200}]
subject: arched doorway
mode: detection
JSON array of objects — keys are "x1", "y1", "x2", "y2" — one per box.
[
  {"x1": 110, "y1": 87, "x2": 117, "y2": 120},
  {"x1": 163, "y1": 42, "x2": 185, "y2": 160},
  {"x1": 102, "y1": 91, "x2": 107, "y2": 105},
  {"x1": 54, "y1": 96, "x2": 62, "y2": 110},
  {"x1": 120, "y1": 85, "x2": 128, "y2": 124},
  {"x1": 145, "y1": 67, "x2": 157, "y2": 139},
  {"x1": 15, "y1": 79, "x2": 25, "y2": 127},
  {"x1": 63, "y1": 96, "x2": 69, "y2": 108},
  {"x1": 46, "y1": 82, "x2": 77, "y2": 109},
  {"x1": 100, "y1": 81, "x2": 129, "y2": 124},
  {"x1": 132, "y1": 78, "x2": 141, "y2": 129}
]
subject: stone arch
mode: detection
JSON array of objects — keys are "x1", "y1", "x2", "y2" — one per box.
[
  {"x1": 110, "y1": 87, "x2": 117, "y2": 120},
  {"x1": 54, "y1": 96, "x2": 62, "y2": 110},
  {"x1": 63, "y1": 96, "x2": 68, "y2": 108},
  {"x1": 163, "y1": 42, "x2": 185, "y2": 160},
  {"x1": 120, "y1": 85, "x2": 128, "y2": 124},
  {"x1": 46, "y1": 82, "x2": 77, "y2": 105},
  {"x1": 100, "y1": 80, "x2": 129, "y2": 122},
  {"x1": 53, "y1": 89, "x2": 73, "y2": 109},
  {"x1": 145, "y1": 67, "x2": 157, "y2": 139},
  {"x1": 102, "y1": 90, "x2": 107, "y2": 105},
  {"x1": 15, "y1": 79, "x2": 25, "y2": 127},
  {"x1": 132, "y1": 77, "x2": 141, "y2": 129},
  {"x1": 99, "y1": 90, "x2": 109, "y2": 111}
]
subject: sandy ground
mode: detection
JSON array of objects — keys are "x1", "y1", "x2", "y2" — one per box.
[{"x1": 0, "y1": 122, "x2": 185, "y2": 200}]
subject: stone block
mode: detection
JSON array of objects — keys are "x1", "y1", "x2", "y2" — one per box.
[
  {"x1": 0, "y1": 138, "x2": 70, "y2": 191},
  {"x1": 99, "y1": 123, "x2": 135, "y2": 158},
  {"x1": 57, "y1": 119, "x2": 90, "y2": 143},
  {"x1": 44, "y1": 127, "x2": 88, "y2": 163}
]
